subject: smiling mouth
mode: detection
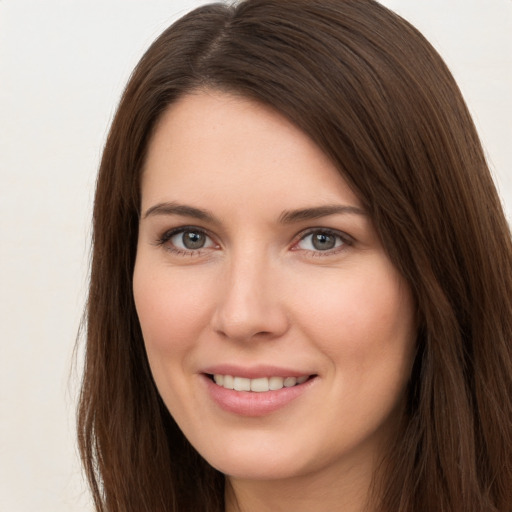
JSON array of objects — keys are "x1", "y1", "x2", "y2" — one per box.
[{"x1": 208, "y1": 374, "x2": 315, "y2": 392}]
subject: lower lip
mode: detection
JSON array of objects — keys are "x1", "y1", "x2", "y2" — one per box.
[{"x1": 202, "y1": 375, "x2": 316, "y2": 417}]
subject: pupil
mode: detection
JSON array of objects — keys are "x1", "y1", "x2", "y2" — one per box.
[
  {"x1": 312, "y1": 233, "x2": 335, "y2": 250},
  {"x1": 183, "y1": 231, "x2": 205, "y2": 249}
]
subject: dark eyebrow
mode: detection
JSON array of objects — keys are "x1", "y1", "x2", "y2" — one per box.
[
  {"x1": 142, "y1": 202, "x2": 366, "y2": 224},
  {"x1": 279, "y1": 205, "x2": 367, "y2": 224},
  {"x1": 142, "y1": 202, "x2": 217, "y2": 222}
]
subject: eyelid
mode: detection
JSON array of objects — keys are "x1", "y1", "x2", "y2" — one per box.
[
  {"x1": 156, "y1": 225, "x2": 218, "y2": 254},
  {"x1": 291, "y1": 227, "x2": 353, "y2": 254},
  {"x1": 154, "y1": 225, "x2": 353, "y2": 257}
]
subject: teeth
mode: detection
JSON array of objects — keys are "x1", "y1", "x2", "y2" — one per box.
[
  {"x1": 269, "y1": 376, "x2": 284, "y2": 390},
  {"x1": 283, "y1": 377, "x2": 297, "y2": 387},
  {"x1": 233, "y1": 377, "x2": 251, "y2": 391},
  {"x1": 212, "y1": 374, "x2": 310, "y2": 392},
  {"x1": 251, "y1": 377, "x2": 269, "y2": 392},
  {"x1": 223, "y1": 375, "x2": 234, "y2": 389}
]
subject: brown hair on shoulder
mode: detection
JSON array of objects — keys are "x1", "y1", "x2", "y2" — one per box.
[{"x1": 78, "y1": 1, "x2": 512, "y2": 510}]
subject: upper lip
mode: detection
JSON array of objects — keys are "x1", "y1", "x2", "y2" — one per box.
[{"x1": 201, "y1": 364, "x2": 314, "y2": 379}]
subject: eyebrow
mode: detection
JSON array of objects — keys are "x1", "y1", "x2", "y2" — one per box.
[
  {"x1": 142, "y1": 201, "x2": 366, "y2": 223},
  {"x1": 278, "y1": 204, "x2": 366, "y2": 223},
  {"x1": 142, "y1": 202, "x2": 217, "y2": 221}
]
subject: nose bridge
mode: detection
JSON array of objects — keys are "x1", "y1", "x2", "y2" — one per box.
[{"x1": 212, "y1": 245, "x2": 288, "y2": 341}]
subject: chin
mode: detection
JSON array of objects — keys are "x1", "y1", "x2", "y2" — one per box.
[
  {"x1": 210, "y1": 456, "x2": 306, "y2": 482},
  {"x1": 195, "y1": 434, "x2": 313, "y2": 481}
]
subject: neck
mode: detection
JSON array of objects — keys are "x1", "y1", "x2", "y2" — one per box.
[{"x1": 224, "y1": 455, "x2": 379, "y2": 512}]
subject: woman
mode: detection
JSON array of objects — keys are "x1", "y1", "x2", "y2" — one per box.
[{"x1": 78, "y1": 1, "x2": 512, "y2": 510}]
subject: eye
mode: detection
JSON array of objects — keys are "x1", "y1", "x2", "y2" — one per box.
[
  {"x1": 158, "y1": 227, "x2": 216, "y2": 254},
  {"x1": 295, "y1": 229, "x2": 348, "y2": 253},
  {"x1": 172, "y1": 230, "x2": 209, "y2": 250}
]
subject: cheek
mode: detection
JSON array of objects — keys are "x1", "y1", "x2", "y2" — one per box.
[
  {"x1": 294, "y1": 262, "x2": 416, "y2": 368},
  {"x1": 132, "y1": 260, "x2": 215, "y2": 358}
]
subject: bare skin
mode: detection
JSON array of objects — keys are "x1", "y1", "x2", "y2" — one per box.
[{"x1": 133, "y1": 90, "x2": 416, "y2": 512}]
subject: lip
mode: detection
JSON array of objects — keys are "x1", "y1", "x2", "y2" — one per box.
[
  {"x1": 201, "y1": 369, "x2": 317, "y2": 417},
  {"x1": 201, "y1": 364, "x2": 312, "y2": 379}
]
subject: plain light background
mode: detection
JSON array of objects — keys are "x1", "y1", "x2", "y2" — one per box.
[{"x1": 0, "y1": 1, "x2": 510, "y2": 511}]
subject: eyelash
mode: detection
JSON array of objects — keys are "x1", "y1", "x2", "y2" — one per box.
[
  {"x1": 155, "y1": 226, "x2": 352, "y2": 257},
  {"x1": 156, "y1": 226, "x2": 215, "y2": 256},
  {"x1": 292, "y1": 228, "x2": 352, "y2": 257}
]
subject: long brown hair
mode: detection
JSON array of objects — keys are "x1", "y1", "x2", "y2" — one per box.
[{"x1": 78, "y1": 1, "x2": 512, "y2": 510}]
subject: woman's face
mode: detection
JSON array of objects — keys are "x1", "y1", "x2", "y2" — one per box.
[{"x1": 133, "y1": 90, "x2": 416, "y2": 484}]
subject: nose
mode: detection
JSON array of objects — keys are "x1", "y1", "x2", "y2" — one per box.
[{"x1": 211, "y1": 253, "x2": 290, "y2": 342}]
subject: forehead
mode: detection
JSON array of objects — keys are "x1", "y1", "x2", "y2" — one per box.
[{"x1": 141, "y1": 90, "x2": 362, "y2": 214}]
